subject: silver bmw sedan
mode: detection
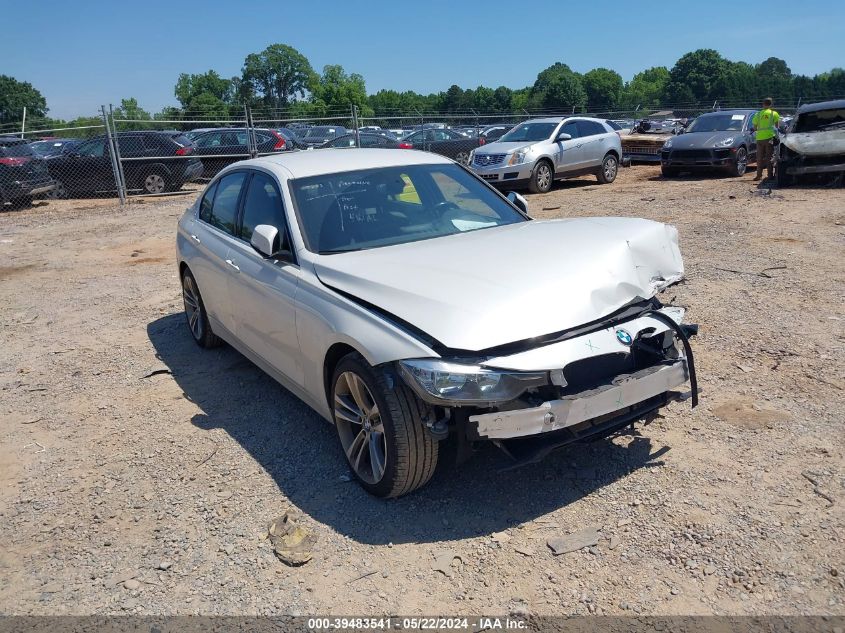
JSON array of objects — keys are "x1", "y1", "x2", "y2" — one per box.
[{"x1": 176, "y1": 149, "x2": 698, "y2": 497}]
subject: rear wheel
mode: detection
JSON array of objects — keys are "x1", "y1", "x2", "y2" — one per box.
[
  {"x1": 181, "y1": 269, "x2": 221, "y2": 348},
  {"x1": 528, "y1": 160, "x2": 553, "y2": 193},
  {"x1": 142, "y1": 170, "x2": 167, "y2": 195},
  {"x1": 596, "y1": 153, "x2": 618, "y2": 184},
  {"x1": 48, "y1": 180, "x2": 68, "y2": 199},
  {"x1": 728, "y1": 146, "x2": 748, "y2": 177},
  {"x1": 331, "y1": 353, "x2": 438, "y2": 498}
]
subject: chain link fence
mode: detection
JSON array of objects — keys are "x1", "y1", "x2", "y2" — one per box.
[{"x1": 3, "y1": 94, "x2": 842, "y2": 208}]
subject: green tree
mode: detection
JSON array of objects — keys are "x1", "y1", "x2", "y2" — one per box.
[
  {"x1": 755, "y1": 57, "x2": 792, "y2": 102},
  {"x1": 0, "y1": 75, "x2": 47, "y2": 125},
  {"x1": 174, "y1": 70, "x2": 235, "y2": 116},
  {"x1": 492, "y1": 86, "x2": 514, "y2": 112},
  {"x1": 241, "y1": 44, "x2": 316, "y2": 110},
  {"x1": 664, "y1": 49, "x2": 729, "y2": 104},
  {"x1": 311, "y1": 64, "x2": 371, "y2": 116},
  {"x1": 619, "y1": 66, "x2": 670, "y2": 110},
  {"x1": 582, "y1": 68, "x2": 623, "y2": 111},
  {"x1": 529, "y1": 63, "x2": 587, "y2": 112}
]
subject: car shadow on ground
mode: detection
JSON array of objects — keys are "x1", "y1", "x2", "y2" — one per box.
[{"x1": 148, "y1": 313, "x2": 670, "y2": 545}]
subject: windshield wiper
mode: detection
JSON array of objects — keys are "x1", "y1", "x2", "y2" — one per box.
[{"x1": 319, "y1": 247, "x2": 364, "y2": 255}]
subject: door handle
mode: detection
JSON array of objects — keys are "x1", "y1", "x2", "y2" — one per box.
[
  {"x1": 190, "y1": 234, "x2": 201, "y2": 243},
  {"x1": 225, "y1": 259, "x2": 240, "y2": 272}
]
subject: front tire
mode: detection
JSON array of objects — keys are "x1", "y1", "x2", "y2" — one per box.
[
  {"x1": 661, "y1": 165, "x2": 679, "y2": 178},
  {"x1": 728, "y1": 146, "x2": 748, "y2": 177},
  {"x1": 331, "y1": 353, "x2": 438, "y2": 498},
  {"x1": 596, "y1": 153, "x2": 618, "y2": 184},
  {"x1": 528, "y1": 160, "x2": 553, "y2": 193},
  {"x1": 454, "y1": 151, "x2": 470, "y2": 166},
  {"x1": 48, "y1": 180, "x2": 68, "y2": 199},
  {"x1": 775, "y1": 162, "x2": 793, "y2": 188},
  {"x1": 181, "y1": 269, "x2": 222, "y2": 348}
]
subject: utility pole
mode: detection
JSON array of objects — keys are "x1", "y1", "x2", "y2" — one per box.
[{"x1": 20, "y1": 107, "x2": 26, "y2": 139}]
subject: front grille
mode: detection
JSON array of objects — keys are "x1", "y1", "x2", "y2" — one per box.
[
  {"x1": 473, "y1": 153, "x2": 505, "y2": 167},
  {"x1": 479, "y1": 173, "x2": 499, "y2": 180},
  {"x1": 624, "y1": 145, "x2": 661, "y2": 155},
  {"x1": 563, "y1": 353, "x2": 635, "y2": 392},
  {"x1": 671, "y1": 149, "x2": 712, "y2": 160}
]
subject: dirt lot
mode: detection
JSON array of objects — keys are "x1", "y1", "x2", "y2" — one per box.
[{"x1": 1, "y1": 165, "x2": 843, "y2": 617}]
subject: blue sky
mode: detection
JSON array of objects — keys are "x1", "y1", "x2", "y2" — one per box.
[{"x1": 4, "y1": 0, "x2": 844, "y2": 120}]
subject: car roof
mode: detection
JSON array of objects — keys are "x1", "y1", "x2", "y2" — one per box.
[
  {"x1": 241, "y1": 148, "x2": 452, "y2": 179},
  {"x1": 797, "y1": 99, "x2": 845, "y2": 114},
  {"x1": 0, "y1": 136, "x2": 27, "y2": 146}
]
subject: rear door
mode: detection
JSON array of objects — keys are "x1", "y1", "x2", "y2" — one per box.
[
  {"x1": 191, "y1": 171, "x2": 248, "y2": 336},
  {"x1": 226, "y1": 170, "x2": 304, "y2": 385},
  {"x1": 56, "y1": 137, "x2": 115, "y2": 193},
  {"x1": 576, "y1": 120, "x2": 611, "y2": 168}
]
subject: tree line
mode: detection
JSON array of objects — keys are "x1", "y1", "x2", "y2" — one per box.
[{"x1": 2, "y1": 45, "x2": 844, "y2": 133}]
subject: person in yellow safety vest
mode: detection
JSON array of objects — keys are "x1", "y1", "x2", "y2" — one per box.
[{"x1": 751, "y1": 97, "x2": 780, "y2": 181}]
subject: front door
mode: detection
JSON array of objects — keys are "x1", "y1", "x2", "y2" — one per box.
[
  {"x1": 555, "y1": 120, "x2": 584, "y2": 174},
  {"x1": 226, "y1": 170, "x2": 304, "y2": 385}
]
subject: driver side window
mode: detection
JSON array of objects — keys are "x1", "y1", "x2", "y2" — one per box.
[{"x1": 559, "y1": 121, "x2": 579, "y2": 139}]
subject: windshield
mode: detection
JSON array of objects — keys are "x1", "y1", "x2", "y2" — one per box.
[
  {"x1": 794, "y1": 108, "x2": 845, "y2": 133},
  {"x1": 686, "y1": 113, "x2": 746, "y2": 133},
  {"x1": 499, "y1": 122, "x2": 557, "y2": 143},
  {"x1": 290, "y1": 163, "x2": 526, "y2": 254}
]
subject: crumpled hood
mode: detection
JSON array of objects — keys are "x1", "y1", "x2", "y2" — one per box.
[
  {"x1": 672, "y1": 131, "x2": 736, "y2": 149},
  {"x1": 313, "y1": 218, "x2": 684, "y2": 352},
  {"x1": 782, "y1": 129, "x2": 845, "y2": 156}
]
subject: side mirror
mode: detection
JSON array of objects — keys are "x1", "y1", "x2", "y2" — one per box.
[
  {"x1": 250, "y1": 224, "x2": 292, "y2": 260},
  {"x1": 506, "y1": 191, "x2": 529, "y2": 215},
  {"x1": 556, "y1": 133, "x2": 572, "y2": 142}
]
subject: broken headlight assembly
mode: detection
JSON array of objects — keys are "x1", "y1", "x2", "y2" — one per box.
[
  {"x1": 662, "y1": 138, "x2": 673, "y2": 150},
  {"x1": 398, "y1": 359, "x2": 547, "y2": 405}
]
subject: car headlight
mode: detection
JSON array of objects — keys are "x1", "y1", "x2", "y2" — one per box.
[
  {"x1": 662, "y1": 138, "x2": 673, "y2": 149},
  {"x1": 719, "y1": 137, "x2": 735, "y2": 147},
  {"x1": 508, "y1": 150, "x2": 528, "y2": 166},
  {"x1": 398, "y1": 359, "x2": 548, "y2": 405},
  {"x1": 469, "y1": 149, "x2": 476, "y2": 163}
]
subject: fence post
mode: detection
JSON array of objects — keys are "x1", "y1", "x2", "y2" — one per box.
[
  {"x1": 351, "y1": 104, "x2": 360, "y2": 147},
  {"x1": 101, "y1": 105, "x2": 126, "y2": 206},
  {"x1": 244, "y1": 105, "x2": 257, "y2": 158},
  {"x1": 108, "y1": 105, "x2": 128, "y2": 202},
  {"x1": 20, "y1": 107, "x2": 26, "y2": 139}
]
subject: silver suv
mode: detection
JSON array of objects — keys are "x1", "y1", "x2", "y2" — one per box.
[{"x1": 469, "y1": 117, "x2": 623, "y2": 193}]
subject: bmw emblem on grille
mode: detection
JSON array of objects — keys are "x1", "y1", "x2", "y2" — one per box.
[{"x1": 616, "y1": 329, "x2": 633, "y2": 346}]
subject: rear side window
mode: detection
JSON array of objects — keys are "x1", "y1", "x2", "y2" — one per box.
[
  {"x1": 172, "y1": 134, "x2": 193, "y2": 147},
  {"x1": 199, "y1": 180, "x2": 219, "y2": 222},
  {"x1": 118, "y1": 136, "x2": 144, "y2": 155},
  {"x1": 577, "y1": 121, "x2": 606, "y2": 137},
  {"x1": 208, "y1": 172, "x2": 246, "y2": 234},
  {"x1": 239, "y1": 172, "x2": 285, "y2": 241}
]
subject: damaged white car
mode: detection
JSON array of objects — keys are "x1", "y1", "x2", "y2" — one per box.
[
  {"x1": 776, "y1": 98, "x2": 845, "y2": 187},
  {"x1": 176, "y1": 149, "x2": 698, "y2": 497}
]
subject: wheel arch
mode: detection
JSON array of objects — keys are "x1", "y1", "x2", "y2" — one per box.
[{"x1": 323, "y1": 342, "x2": 363, "y2": 408}]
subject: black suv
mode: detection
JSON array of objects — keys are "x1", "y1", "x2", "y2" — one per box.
[
  {"x1": 46, "y1": 131, "x2": 203, "y2": 197},
  {"x1": 0, "y1": 136, "x2": 55, "y2": 207}
]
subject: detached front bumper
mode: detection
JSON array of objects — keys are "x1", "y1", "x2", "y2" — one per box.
[{"x1": 469, "y1": 360, "x2": 689, "y2": 440}]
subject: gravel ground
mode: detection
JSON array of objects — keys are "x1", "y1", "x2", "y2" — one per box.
[{"x1": 1, "y1": 165, "x2": 843, "y2": 617}]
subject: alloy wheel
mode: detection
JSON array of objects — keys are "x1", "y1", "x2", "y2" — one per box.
[
  {"x1": 735, "y1": 148, "x2": 747, "y2": 175},
  {"x1": 48, "y1": 180, "x2": 67, "y2": 199},
  {"x1": 536, "y1": 163, "x2": 551, "y2": 190},
  {"x1": 182, "y1": 274, "x2": 202, "y2": 340},
  {"x1": 455, "y1": 151, "x2": 470, "y2": 165},
  {"x1": 334, "y1": 371, "x2": 387, "y2": 484},
  {"x1": 604, "y1": 156, "x2": 618, "y2": 181}
]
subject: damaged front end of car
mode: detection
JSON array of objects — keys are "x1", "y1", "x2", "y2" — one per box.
[
  {"x1": 776, "y1": 101, "x2": 845, "y2": 185},
  {"x1": 395, "y1": 298, "x2": 698, "y2": 469}
]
